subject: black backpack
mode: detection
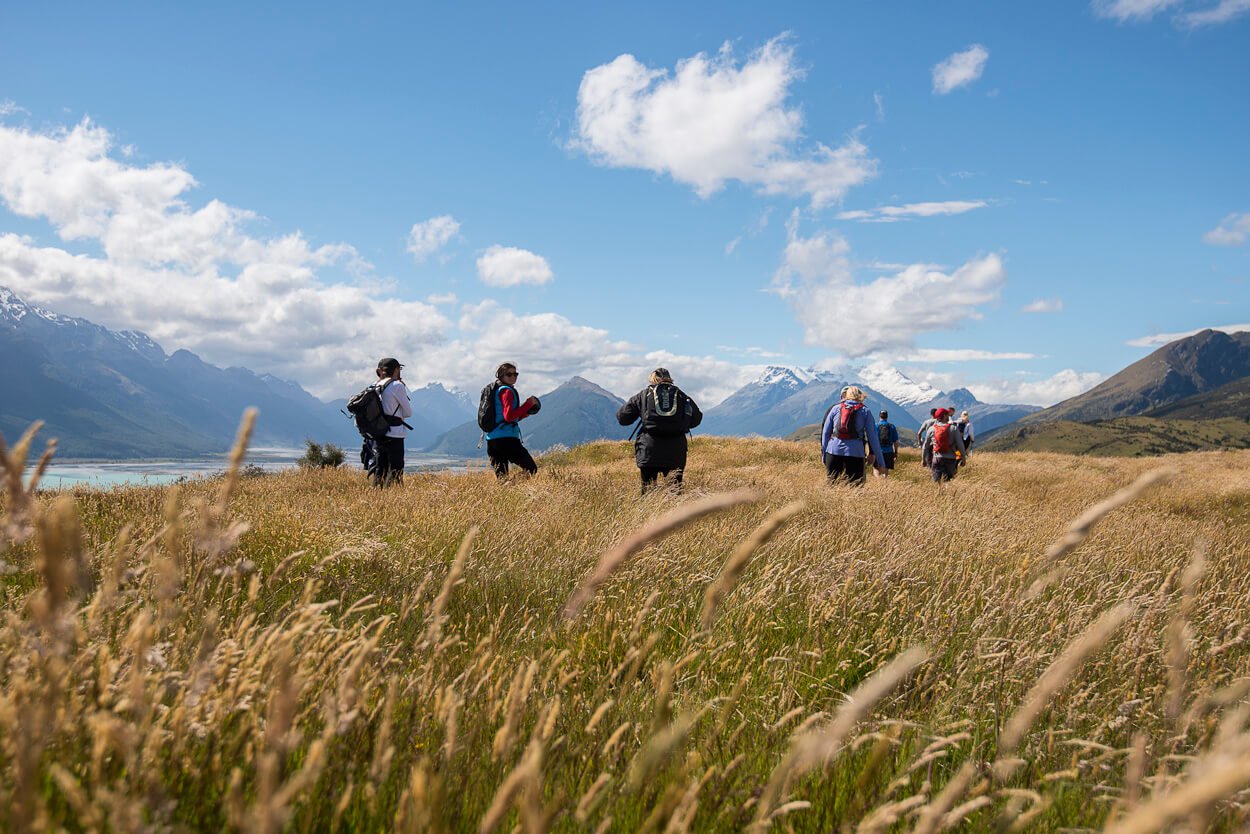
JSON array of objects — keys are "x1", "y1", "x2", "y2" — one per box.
[
  {"x1": 477, "y1": 381, "x2": 502, "y2": 432},
  {"x1": 346, "y1": 379, "x2": 406, "y2": 440},
  {"x1": 877, "y1": 421, "x2": 893, "y2": 448},
  {"x1": 641, "y1": 384, "x2": 690, "y2": 437}
]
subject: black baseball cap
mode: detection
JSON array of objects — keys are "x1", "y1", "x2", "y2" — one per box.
[{"x1": 377, "y1": 357, "x2": 403, "y2": 371}]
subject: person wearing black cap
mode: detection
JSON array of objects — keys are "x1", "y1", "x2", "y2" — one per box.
[
  {"x1": 616, "y1": 368, "x2": 702, "y2": 494},
  {"x1": 373, "y1": 357, "x2": 412, "y2": 486}
]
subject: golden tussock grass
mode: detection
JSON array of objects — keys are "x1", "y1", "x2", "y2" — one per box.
[{"x1": 2, "y1": 422, "x2": 1250, "y2": 832}]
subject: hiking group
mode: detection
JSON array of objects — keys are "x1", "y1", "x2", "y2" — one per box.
[{"x1": 349, "y1": 359, "x2": 973, "y2": 490}]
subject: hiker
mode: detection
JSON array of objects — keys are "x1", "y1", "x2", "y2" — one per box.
[
  {"x1": 373, "y1": 357, "x2": 412, "y2": 487},
  {"x1": 957, "y1": 410, "x2": 975, "y2": 452},
  {"x1": 616, "y1": 367, "x2": 703, "y2": 494},
  {"x1": 918, "y1": 408, "x2": 938, "y2": 469},
  {"x1": 922, "y1": 408, "x2": 968, "y2": 483},
  {"x1": 820, "y1": 386, "x2": 887, "y2": 486},
  {"x1": 481, "y1": 362, "x2": 541, "y2": 479},
  {"x1": 877, "y1": 410, "x2": 900, "y2": 472}
]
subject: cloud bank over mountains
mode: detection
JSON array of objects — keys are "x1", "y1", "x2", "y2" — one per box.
[
  {"x1": 772, "y1": 214, "x2": 1008, "y2": 357},
  {"x1": 0, "y1": 115, "x2": 763, "y2": 406}
]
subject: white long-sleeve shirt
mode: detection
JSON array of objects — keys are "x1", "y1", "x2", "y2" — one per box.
[{"x1": 380, "y1": 380, "x2": 412, "y2": 438}]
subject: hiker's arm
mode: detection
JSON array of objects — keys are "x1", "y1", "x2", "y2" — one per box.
[
  {"x1": 864, "y1": 414, "x2": 886, "y2": 469},
  {"x1": 819, "y1": 409, "x2": 833, "y2": 451},
  {"x1": 499, "y1": 388, "x2": 534, "y2": 422},
  {"x1": 954, "y1": 429, "x2": 968, "y2": 463},
  {"x1": 616, "y1": 395, "x2": 641, "y2": 426},
  {"x1": 385, "y1": 385, "x2": 412, "y2": 418}
]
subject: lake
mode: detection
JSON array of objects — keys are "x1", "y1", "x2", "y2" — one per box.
[{"x1": 30, "y1": 447, "x2": 473, "y2": 489}]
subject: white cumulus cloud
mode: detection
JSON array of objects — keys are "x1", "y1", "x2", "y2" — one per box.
[
  {"x1": 573, "y1": 35, "x2": 878, "y2": 207},
  {"x1": 0, "y1": 116, "x2": 450, "y2": 398},
  {"x1": 968, "y1": 370, "x2": 1106, "y2": 407},
  {"x1": 837, "y1": 200, "x2": 988, "y2": 223},
  {"x1": 475, "y1": 245, "x2": 554, "y2": 287},
  {"x1": 1022, "y1": 298, "x2": 1064, "y2": 313},
  {"x1": 932, "y1": 45, "x2": 989, "y2": 95},
  {"x1": 1092, "y1": 0, "x2": 1250, "y2": 26},
  {"x1": 407, "y1": 215, "x2": 461, "y2": 261},
  {"x1": 1180, "y1": 0, "x2": 1250, "y2": 26},
  {"x1": 1092, "y1": 0, "x2": 1182, "y2": 20},
  {"x1": 1203, "y1": 212, "x2": 1250, "y2": 245},
  {"x1": 773, "y1": 218, "x2": 1007, "y2": 356},
  {"x1": 894, "y1": 348, "x2": 1039, "y2": 362}
]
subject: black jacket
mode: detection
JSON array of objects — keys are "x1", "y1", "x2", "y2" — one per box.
[{"x1": 616, "y1": 386, "x2": 703, "y2": 469}]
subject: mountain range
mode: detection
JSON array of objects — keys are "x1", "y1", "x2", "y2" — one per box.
[
  {"x1": 0, "y1": 287, "x2": 474, "y2": 458},
  {"x1": 984, "y1": 329, "x2": 1250, "y2": 455},
  {"x1": 700, "y1": 365, "x2": 1039, "y2": 440},
  {"x1": 23, "y1": 285, "x2": 1236, "y2": 462}
]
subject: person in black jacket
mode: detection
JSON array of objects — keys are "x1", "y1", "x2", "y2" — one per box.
[{"x1": 616, "y1": 368, "x2": 703, "y2": 494}]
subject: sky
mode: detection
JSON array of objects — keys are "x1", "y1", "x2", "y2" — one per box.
[{"x1": 0, "y1": 0, "x2": 1247, "y2": 407}]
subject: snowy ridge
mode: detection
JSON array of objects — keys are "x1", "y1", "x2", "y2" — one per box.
[
  {"x1": 751, "y1": 362, "x2": 937, "y2": 405},
  {"x1": 856, "y1": 364, "x2": 939, "y2": 406},
  {"x1": 754, "y1": 365, "x2": 818, "y2": 388},
  {"x1": 1, "y1": 286, "x2": 79, "y2": 327}
]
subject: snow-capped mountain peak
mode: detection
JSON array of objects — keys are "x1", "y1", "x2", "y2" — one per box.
[
  {"x1": 754, "y1": 365, "x2": 817, "y2": 388},
  {"x1": 853, "y1": 364, "x2": 940, "y2": 406}
]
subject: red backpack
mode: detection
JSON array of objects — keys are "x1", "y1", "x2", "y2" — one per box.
[
  {"x1": 932, "y1": 422, "x2": 953, "y2": 454},
  {"x1": 835, "y1": 402, "x2": 863, "y2": 440}
]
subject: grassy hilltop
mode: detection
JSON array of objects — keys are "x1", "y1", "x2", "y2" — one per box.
[{"x1": 3, "y1": 422, "x2": 1250, "y2": 832}]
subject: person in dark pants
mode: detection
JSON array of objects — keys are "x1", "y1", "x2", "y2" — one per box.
[
  {"x1": 921, "y1": 408, "x2": 968, "y2": 484},
  {"x1": 616, "y1": 368, "x2": 703, "y2": 494},
  {"x1": 373, "y1": 357, "x2": 411, "y2": 487},
  {"x1": 484, "y1": 362, "x2": 540, "y2": 479},
  {"x1": 820, "y1": 386, "x2": 886, "y2": 486},
  {"x1": 877, "y1": 410, "x2": 899, "y2": 471}
]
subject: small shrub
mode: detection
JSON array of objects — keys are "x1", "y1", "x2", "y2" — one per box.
[{"x1": 298, "y1": 439, "x2": 345, "y2": 469}]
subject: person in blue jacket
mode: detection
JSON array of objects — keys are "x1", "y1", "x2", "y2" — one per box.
[
  {"x1": 485, "y1": 362, "x2": 541, "y2": 479},
  {"x1": 820, "y1": 385, "x2": 887, "y2": 485}
]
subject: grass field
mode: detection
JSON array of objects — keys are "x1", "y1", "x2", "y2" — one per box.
[{"x1": 3, "y1": 415, "x2": 1250, "y2": 832}]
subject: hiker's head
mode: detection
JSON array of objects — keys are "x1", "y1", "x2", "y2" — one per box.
[
  {"x1": 650, "y1": 367, "x2": 673, "y2": 385},
  {"x1": 879, "y1": 410, "x2": 888, "y2": 420},
  {"x1": 377, "y1": 357, "x2": 403, "y2": 379},
  {"x1": 930, "y1": 408, "x2": 937, "y2": 417},
  {"x1": 495, "y1": 362, "x2": 519, "y2": 382},
  {"x1": 961, "y1": 411, "x2": 970, "y2": 421},
  {"x1": 935, "y1": 408, "x2": 952, "y2": 422},
  {"x1": 841, "y1": 385, "x2": 866, "y2": 403}
]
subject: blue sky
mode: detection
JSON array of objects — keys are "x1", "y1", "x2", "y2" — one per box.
[{"x1": 1, "y1": 1, "x2": 1247, "y2": 406}]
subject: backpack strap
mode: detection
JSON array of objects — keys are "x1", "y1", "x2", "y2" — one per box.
[{"x1": 378, "y1": 378, "x2": 415, "y2": 431}]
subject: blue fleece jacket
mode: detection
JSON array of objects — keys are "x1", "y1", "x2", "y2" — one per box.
[{"x1": 820, "y1": 400, "x2": 885, "y2": 461}]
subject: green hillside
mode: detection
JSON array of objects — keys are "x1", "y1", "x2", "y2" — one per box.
[
  {"x1": 1147, "y1": 374, "x2": 1250, "y2": 420},
  {"x1": 980, "y1": 415, "x2": 1250, "y2": 456}
]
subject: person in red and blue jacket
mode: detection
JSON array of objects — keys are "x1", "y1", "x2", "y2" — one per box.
[
  {"x1": 820, "y1": 385, "x2": 887, "y2": 485},
  {"x1": 485, "y1": 362, "x2": 540, "y2": 479}
]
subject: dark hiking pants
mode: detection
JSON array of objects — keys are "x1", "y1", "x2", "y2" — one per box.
[
  {"x1": 487, "y1": 437, "x2": 538, "y2": 479},
  {"x1": 824, "y1": 453, "x2": 866, "y2": 486},
  {"x1": 373, "y1": 437, "x2": 404, "y2": 487},
  {"x1": 932, "y1": 459, "x2": 959, "y2": 483},
  {"x1": 640, "y1": 466, "x2": 683, "y2": 495}
]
